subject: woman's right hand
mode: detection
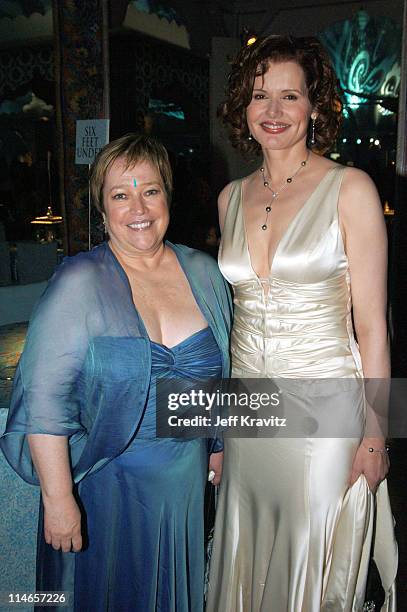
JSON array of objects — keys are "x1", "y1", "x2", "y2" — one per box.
[
  {"x1": 43, "y1": 493, "x2": 82, "y2": 552},
  {"x1": 27, "y1": 435, "x2": 82, "y2": 552}
]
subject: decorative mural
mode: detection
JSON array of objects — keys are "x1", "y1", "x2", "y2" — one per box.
[
  {"x1": 131, "y1": 0, "x2": 184, "y2": 25},
  {"x1": 319, "y1": 10, "x2": 401, "y2": 205},
  {"x1": 319, "y1": 9, "x2": 400, "y2": 116}
]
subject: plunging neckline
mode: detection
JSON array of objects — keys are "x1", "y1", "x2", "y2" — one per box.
[
  {"x1": 241, "y1": 166, "x2": 336, "y2": 281},
  {"x1": 107, "y1": 242, "x2": 218, "y2": 352}
]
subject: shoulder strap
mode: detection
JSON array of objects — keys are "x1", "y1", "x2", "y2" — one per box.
[{"x1": 223, "y1": 179, "x2": 242, "y2": 228}]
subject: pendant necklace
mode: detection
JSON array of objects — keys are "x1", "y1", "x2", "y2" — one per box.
[{"x1": 260, "y1": 151, "x2": 310, "y2": 230}]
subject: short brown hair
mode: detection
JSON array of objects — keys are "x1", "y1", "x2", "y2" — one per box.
[
  {"x1": 219, "y1": 35, "x2": 342, "y2": 156},
  {"x1": 90, "y1": 133, "x2": 173, "y2": 214}
]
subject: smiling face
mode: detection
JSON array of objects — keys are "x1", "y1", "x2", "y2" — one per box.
[
  {"x1": 103, "y1": 157, "x2": 169, "y2": 257},
  {"x1": 246, "y1": 60, "x2": 314, "y2": 152}
]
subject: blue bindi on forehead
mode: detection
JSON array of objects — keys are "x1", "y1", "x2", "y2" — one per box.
[{"x1": 133, "y1": 178, "x2": 137, "y2": 187}]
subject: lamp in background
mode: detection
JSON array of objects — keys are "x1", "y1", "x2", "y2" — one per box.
[
  {"x1": 384, "y1": 201, "x2": 395, "y2": 216},
  {"x1": 31, "y1": 151, "x2": 63, "y2": 242},
  {"x1": 241, "y1": 27, "x2": 257, "y2": 47},
  {"x1": 31, "y1": 206, "x2": 63, "y2": 242}
]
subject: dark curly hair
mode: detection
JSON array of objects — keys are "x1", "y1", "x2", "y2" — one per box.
[{"x1": 219, "y1": 35, "x2": 342, "y2": 156}]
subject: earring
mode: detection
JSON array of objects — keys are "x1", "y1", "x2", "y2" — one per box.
[
  {"x1": 248, "y1": 133, "x2": 253, "y2": 141},
  {"x1": 310, "y1": 117, "x2": 316, "y2": 146}
]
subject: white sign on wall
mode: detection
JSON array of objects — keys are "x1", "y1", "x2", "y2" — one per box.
[{"x1": 75, "y1": 119, "x2": 110, "y2": 164}]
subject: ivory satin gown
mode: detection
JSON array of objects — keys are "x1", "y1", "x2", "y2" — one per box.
[{"x1": 206, "y1": 166, "x2": 397, "y2": 612}]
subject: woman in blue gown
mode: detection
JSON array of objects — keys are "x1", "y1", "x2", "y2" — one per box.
[{"x1": 0, "y1": 134, "x2": 231, "y2": 611}]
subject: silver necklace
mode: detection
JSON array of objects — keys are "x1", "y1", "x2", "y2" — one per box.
[{"x1": 260, "y1": 151, "x2": 310, "y2": 230}]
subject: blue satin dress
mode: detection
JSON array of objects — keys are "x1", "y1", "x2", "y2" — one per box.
[{"x1": 37, "y1": 326, "x2": 222, "y2": 612}]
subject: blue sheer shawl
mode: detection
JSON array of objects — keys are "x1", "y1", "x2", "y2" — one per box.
[{"x1": 0, "y1": 242, "x2": 232, "y2": 484}]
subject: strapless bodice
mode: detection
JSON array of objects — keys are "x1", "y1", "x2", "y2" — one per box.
[{"x1": 136, "y1": 326, "x2": 222, "y2": 437}]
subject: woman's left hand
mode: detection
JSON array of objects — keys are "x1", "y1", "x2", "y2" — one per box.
[
  {"x1": 349, "y1": 438, "x2": 389, "y2": 493},
  {"x1": 209, "y1": 451, "x2": 224, "y2": 486}
]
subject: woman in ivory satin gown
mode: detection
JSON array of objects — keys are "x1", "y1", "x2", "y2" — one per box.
[{"x1": 206, "y1": 35, "x2": 397, "y2": 612}]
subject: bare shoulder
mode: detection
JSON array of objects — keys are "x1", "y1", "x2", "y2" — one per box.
[
  {"x1": 310, "y1": 152, "x2": 337, "y2": 172},
  {"x1": 339, "y1": 166, "x2": 383, "y2": 220},
  {"x1": 218, "y1": 167, "x2": 259, "y2": 206},
  {"x1": 339, "y1": 166, "x2": 380, "y2": 201},
  {"x1": 338, "y1": 166, "x2": 386, "y2": 248}
]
